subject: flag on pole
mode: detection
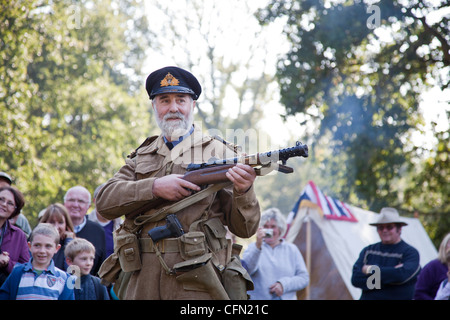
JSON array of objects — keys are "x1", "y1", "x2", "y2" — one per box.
[{"x1": 287, "y1": 180, "x2": 358, "y2": 226}]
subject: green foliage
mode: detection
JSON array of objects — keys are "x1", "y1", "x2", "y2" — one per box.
[
  {"x1": 1, "y1": 0, "x2": 153, "y2": 227},
  {"x1": 1, "y1": 0, "x2": 447, "y2": 249},
  {"x1": 257, "y1": 0, "x2": 449, "y2": 243},
  {"x1": 403, "y1": 120, "x2": 450, "y2": 247}
]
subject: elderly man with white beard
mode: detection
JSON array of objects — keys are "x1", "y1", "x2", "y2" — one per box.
[{"x1": 96, "y1": 66, "x2": 260, "y2": 300}]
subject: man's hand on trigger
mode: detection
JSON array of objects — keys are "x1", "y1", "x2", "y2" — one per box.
[
  {"x1": 152, "y1": 174, "x2": 201, "y2": 201},
  {"x1": 226, "y1": 163, "x2": 256, "y2": 195}
]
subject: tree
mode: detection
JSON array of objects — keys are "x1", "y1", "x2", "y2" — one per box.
[
  {"x1": 143, "y1": 0, "x2": 277, "y2": 134},
  {"x1": 1, "y1": 0, "x2": 154, "y2": 226},
  {"x1": 403, "y1": 119, "x2": 449, "y2": 247},
  {"x1": 256, "y1": 0, "x2": 449, "y2": 227}
]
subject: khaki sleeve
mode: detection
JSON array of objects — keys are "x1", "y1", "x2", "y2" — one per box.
[
  {"x1": 218, "y1": 184, "x2": 260, "y2": 238},
  {"x1": 96, "y1": 157, "x2": 158, "y2": 220}
]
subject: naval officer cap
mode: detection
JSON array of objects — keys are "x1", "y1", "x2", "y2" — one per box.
[{"x1": 146, "y1": 66, "x2": 202, "y2": 100}]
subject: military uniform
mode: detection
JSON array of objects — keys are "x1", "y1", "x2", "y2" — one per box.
[
  {"x1": 97, "y1": 125, "x2": 259, "y2": 299},
  {"x1": 96, "y1": 66, "x2": 260, "y2": 300}
]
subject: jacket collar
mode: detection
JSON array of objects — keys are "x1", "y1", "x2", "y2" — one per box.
[
  {"x1": 137, "y1": 123, "x2": 213, "y2": 164},
  {"x1": 23, "y1": 259, "x2": 57, "y2": 275}
]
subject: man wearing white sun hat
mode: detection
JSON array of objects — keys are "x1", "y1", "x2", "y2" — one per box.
[{"x1": 351, "y1": 207, "x2": 421, "y2": 300}]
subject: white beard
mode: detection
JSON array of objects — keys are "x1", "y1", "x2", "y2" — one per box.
[{"x1": 156, "y1": 109, "x2": 194, "y2": 141}]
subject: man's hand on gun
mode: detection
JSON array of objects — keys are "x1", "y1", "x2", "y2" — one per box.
[
  {"x1": 226, "y1": 163, "x2": 257, "y2": 195},
  {"x1": 152, "y1": 163, "x2": 256, "y2": 201},
  {"x1": 152, "y1": 175, "x2": 201, "y2": 201}
]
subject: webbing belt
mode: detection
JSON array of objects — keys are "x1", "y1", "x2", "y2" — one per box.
[{"x1": 139, "y1": 237, "x2": 179, "y2": 253}]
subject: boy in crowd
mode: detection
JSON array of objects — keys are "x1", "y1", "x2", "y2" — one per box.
[
  {"x1": 65, "y1": 238, "x2": 110, "y2": 300},
  {"x1": 0, "y1": 223, "x2": 74, "y2": 300}
]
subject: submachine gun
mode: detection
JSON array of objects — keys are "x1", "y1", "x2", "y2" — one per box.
[
  {"x1": 183, "y1": 141, "x2": 309, "y2": 184},
  {"x1": 146, "y1": 141, "x2": 308, "y2": 243}
]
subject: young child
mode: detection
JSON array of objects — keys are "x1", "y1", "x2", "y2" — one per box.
[
  {"x1": 65, "y1": 238, "x2": 110, "y2": 300},
  {"x1": 39, "y1": 203, "x2": 76, "y2": 270},
  {"x1": 434, "y1": 250, "x2": 450, "y2": 300},
  {"x1": 0, "y1": 223, "x2": 74, "y2": 300}
]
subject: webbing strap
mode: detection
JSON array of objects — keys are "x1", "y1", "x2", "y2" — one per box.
[{"x1": 133, "y1": 182, "x2": 232, "y2": 227}]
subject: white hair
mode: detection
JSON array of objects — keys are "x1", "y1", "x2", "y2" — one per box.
[
  {"x1": 63, "y1": 185, "x2": 91, "y2": 205},
  {"x1": 260, "y1": 207, "x2": 287, "y2": 237}
]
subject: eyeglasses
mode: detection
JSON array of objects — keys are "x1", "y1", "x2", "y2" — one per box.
[
  {"x1": 66, "y1": 198, "x2": 89, "y2": 205},
  {"x1": 376, "y1": 224, "x2": 396, "y2": 231},
  {"x1": 0, "y1": 197, "x2": 16, "y2": 210}
]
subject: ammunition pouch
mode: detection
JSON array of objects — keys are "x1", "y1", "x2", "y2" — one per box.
[
  {"x1": 178, "y1": 231, "x2": 207, "y2": 260},
  {"x1": 174, "y1": 253, "x2": 229, "y2": 300},
  {"x1": 222, "y1": 255, "x2": 254, "y2": 300},
  {"x1": 174, "y1": 219, "x2": 253, "y2": 300},
  {"x1": 98, "y1": 224, "x2": 141, "y2": 294},
  {"x1": 98, "y1": 252, "x2": 121, "y2": 286},
  {"x1": 203, "y1": 217, "x2": 228, "y2": 253},
  {"x1": 115, "y1": 229, "x2": 142, "y2": 273}
]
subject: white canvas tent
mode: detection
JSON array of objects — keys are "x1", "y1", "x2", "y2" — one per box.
[{"x1": 285, "y1": 181, "x2": 438, "y2": 300}]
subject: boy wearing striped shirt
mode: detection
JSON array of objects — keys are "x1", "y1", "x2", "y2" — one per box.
[{"x1": 0, "y1": 223, "x2": 74, "y2": 300}]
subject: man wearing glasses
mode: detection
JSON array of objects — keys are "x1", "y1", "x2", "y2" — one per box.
[
  {"x1": 64, "y1": 186, "x2": 106, "y2": 275},
  {"x1": 351, "y1": 207, "x2": 421, "y2": 300}
]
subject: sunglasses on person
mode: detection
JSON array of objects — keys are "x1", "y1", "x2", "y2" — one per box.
[{"x1": 376, "y1": 224, "x2": 396, "y2": 231}]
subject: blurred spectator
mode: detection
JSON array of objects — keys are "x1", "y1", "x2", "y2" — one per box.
[
  {"x1": 0, "y1": 172, "x2": 32, "y2": 238},
  {"x1": 88, "y1": 183, "x2": 121, "y2": 258},
  {"x1": 242, "y1": 208, "x2": 309, "y2": 300},
  {"x1": 351, "y1": 208, "x2": 421, "y2": 300},
  {"x1": 414, "y1": 232, "x2": 450, "y2": 300},
  {"x1": 434, "y1": 249, "x2": 450, "y2": 300},
  {"x1": 0, "y1": 223, "x2": 74, "y2": 300},
  {"x1": 0, "y1": 186, "x2": 30, "y2": 286},
  {"x1": 65, "y1": 238, "x2": 110, "y2": 300},
  {"x1": 64, "y1": 186, "x2": 105, "y2": 275},
  {"x1": 0, "y1": 172, "x2": 12, "y2": 186}
]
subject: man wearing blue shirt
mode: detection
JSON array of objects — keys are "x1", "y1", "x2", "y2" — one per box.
[{"x1": 351, "y1": 207, "x2": 421, "y2": 300}]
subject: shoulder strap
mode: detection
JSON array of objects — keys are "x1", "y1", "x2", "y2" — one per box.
[
  {"x1": 127, "y1": 135, "x2": 158, "y2": 159},
  {"x1": 133, "y1": 182, "x2": 232, "y2": 227},
  {"x1": 213, "y1": 135, "x2": 241, "y2": 153}
]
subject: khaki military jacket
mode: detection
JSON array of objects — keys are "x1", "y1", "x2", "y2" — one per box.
[{"x1": 96, "y1": 125, "x2": 260, "y2": 299}]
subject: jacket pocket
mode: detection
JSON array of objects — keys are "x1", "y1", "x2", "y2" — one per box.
[
  {"x1": 203, "y1": 217, "x2": 228, "y2": 252},
  {"x1": 135, "y1": 154, "x2": 163, "y2": 179},
  {"x1": 178, "y1": 231, "x2": 207, "y2": 260}
]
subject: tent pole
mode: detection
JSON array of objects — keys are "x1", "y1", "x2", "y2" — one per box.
[{"x1": 305, "y1": 210, "x2": 311, "y2": 300}]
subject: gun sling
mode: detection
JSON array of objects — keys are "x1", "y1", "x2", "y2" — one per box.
[{"x1": 133, "y1": 181, "x2": 232, "y2": 228}]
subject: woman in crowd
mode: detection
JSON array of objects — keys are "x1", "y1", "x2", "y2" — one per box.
[
  {"x1": 414, "y1": 232, "x2": 450, "y2": 300},
  {"x1": 242, "y1": 207, "x2": 309, "y2": 300},
  {"x1": 0, "y1": 186, "x2": 30, "y2": 286}
]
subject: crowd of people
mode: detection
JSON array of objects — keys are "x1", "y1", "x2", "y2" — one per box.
[
  {"x1": 0, "y1": 167, "x2": 448, "y2": 300},
  {"x1": 351, "y1": 208, "x2": 450, "y2": 300},
  {"x1": 1, "y1": 65, "x2": 448, "y2": 301},
  {"x1": 0, "y1": 172, "x2": 114, "y2": 300}
]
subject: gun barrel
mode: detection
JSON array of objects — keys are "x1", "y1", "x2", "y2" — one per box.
[{"x1": 186, "y1": 141, "x2": 308, "y2": 171}]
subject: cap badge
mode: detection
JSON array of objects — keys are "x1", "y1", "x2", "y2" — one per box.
[{"x1": 160, "y1": 72, "x2": 180, "y2": 87}]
